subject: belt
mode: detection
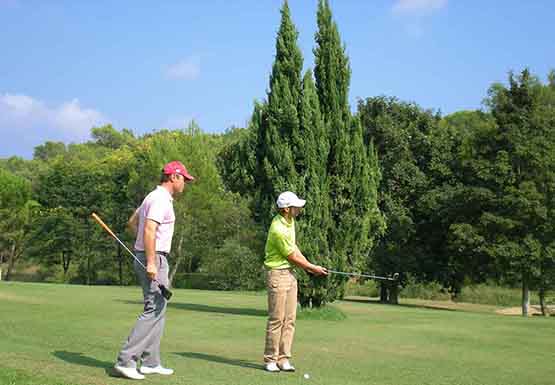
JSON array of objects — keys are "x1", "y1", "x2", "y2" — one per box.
[{"x1": 156, "y1": 251, "x2": 170, "y2": 257}]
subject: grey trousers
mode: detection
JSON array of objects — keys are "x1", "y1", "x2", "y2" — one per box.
[{"x1": 116, "y1": 251, "x2": 169, "y2": 368}]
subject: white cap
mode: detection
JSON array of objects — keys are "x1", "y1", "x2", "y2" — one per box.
[{"x1": 276, "y1": 191, "x2": 306, "y2": 208}]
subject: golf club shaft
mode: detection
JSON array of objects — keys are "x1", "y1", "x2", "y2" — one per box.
[
  {"x1": 328, "y1": 269, "x2": 396, "y2": 281},
  {"x1": 91, "y1": 213, "x2": 172, "y2": 300},
  {"x1": 91, "y1": 213, "x2": 147, "y2": 270}
]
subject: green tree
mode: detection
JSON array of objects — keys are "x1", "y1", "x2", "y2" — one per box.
[
  {"x1": 453, "y1": 70, "x2": 555, "y2": 315},
  {"x1": 33, "y1": 141, "x2": 67, "y2": 161},
  {"x1": 0, "y1": 169, "x2": 37, "y2": 280},
  {"x1": 34, "y1": 149, "x2": 106, "y2": 284},
  {"x1": 252, "y1": 0, "x2": 303, "y2": 227},
  {"x1": 128, "y1": 123, "x2": 262, "y2": 288},
  {"x1": 295, "y1": 69, "x2": 333, "y2": 306},
  {"x1": 91, "y1": 124, "x2": 136, "y2": 149},
  {"x1": 29, "y1": 207, "x2": 82, "y2": 280},
  {"x1": 217, "y1": 125, "x2": 257, "y2": 197},
  {"x1": 358, "y1": 97, "x2": 435, "y2": 302},
  {"x1": 422, "y1": 110, "x2": 497, "y2": 297},
  {"x1": 314, "y1": 0, "x2": 384, "y2": 302}
]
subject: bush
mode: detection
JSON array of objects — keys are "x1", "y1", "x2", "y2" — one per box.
[
  {"x1": 456, "y1": 284, "x2": 540, "y2": 307},
  {"x1": 344, "y1": 279, "x2": 379, "y2": 297},
  {"x1": 297, "y1": 304, "x2": 346, "y2": 321},
  {"x1": 172, "y1": 273, "x2": 223, "y2": 290},
  {"x1": 399, "y1": 275, "x2": 450, "y2": 301},
  {"x1": 200, "y1": 239, "x2": 265, "y2": 291}
]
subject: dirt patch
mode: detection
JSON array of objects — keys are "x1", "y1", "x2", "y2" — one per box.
[
  {"x1": 496, "y1": 305, "x2": 554, "y2": 316},
  {"x1": 0, "y1": 291, "x2": 44, "y2": 305}
]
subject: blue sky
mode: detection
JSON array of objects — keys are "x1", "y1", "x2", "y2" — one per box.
[{"x1": 1, "y1": 0, "x2": 554, "y2": 158}]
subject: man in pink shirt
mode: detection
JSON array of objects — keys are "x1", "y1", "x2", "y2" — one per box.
[{"x1": 114, "y1": 161, "x2": 194, "y2": 380}]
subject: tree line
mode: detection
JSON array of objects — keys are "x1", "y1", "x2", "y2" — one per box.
[{"x1": 1, "y1": 0, "x2": 554, "y2": 314}]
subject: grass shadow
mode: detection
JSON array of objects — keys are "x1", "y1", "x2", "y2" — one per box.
[
  {"x1": 174, "y1": 352, "x2": 264, "y2": 370},
  {"x1": 52, "y1": 350, "x2": 117, "y2": 377},
  {"x1": 118, "y1": 300, "x2": 267, "y2": 317},
  {"x1": 343, "y1": 297, "x2": 457, "y2": 312}
]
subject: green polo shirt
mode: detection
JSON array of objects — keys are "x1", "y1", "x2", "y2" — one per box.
[{"x1": 264, "y1": 214, "x2": 296, "y2": 269}]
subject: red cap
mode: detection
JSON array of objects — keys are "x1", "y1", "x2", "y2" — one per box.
[{"x1": 163, "y1": 161, "x2": 195, "y2": 181}]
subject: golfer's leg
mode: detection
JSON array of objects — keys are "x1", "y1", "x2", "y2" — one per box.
[
  {"x1": 141, "y1": 254, "x2": 169, "y2": 367},
  {"x1": 264, "y1": 270, "x2": 287, "y2": 363},
  {"x1": 116, "y1": 255, "x2": 164, "y2": 367},
  {"x1": 278, "y1": 270, "x2": 297, "y2": 363},
  {"x1": 140, "y1": 296, "x2": 166, "y2": 367}
]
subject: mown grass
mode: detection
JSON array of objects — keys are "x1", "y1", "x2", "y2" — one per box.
[{"x1": 1, "y1": 281, "x2": 554, "y2": 385}]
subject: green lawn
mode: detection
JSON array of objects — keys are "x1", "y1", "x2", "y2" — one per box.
[{"x1": 1, "y1": 282, "x2": 553, "y2": 385}]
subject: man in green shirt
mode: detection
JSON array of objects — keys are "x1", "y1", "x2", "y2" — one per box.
[{"x1": 263, "y1": 191, "x2": 328, "y2": 373}]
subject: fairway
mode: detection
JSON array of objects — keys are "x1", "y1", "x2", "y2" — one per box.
[{"x1": 1, "y1": 282, "x2": 554, "y2": 385}]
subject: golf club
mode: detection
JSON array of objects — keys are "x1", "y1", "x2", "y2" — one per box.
[
  {"x1": 91, "y1": 212, "x2": 173, "y2": 300},
  {"x1": 327, "y1": 270, "x2": 399, "y2": 281}
]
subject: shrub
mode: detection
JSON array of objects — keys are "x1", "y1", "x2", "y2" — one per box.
[
  {"x1": 297, "y1": 304, "x2": 346, "y2": 321},
  {"x1": 200, "y1": 239, "x2": 265, "y2": 291},
  {"x1": 399, "y1": 275, "x2": 450, "y2": 301},
  {"x1": 344, "y1": 279, "x2": 379, "y2": 297},
  {"x1": 456, "y1": 284, "x2": 540, "y2": 307}
]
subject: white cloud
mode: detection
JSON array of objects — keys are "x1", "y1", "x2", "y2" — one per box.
[
  {"x1": 392, "y1": 0, "x2": 447, "y2": 14},
  {"x1": 392, "y1": 0, "x2": 447, "y2": 38},
  {"x1": 164, "y1": 56, "x2": 201, "y2": 81},
  {"x1": 0, "y1": 92, "x2": 108, "y2": 158},
  {"x1": 53, "y1": 99, "x2": 104, "y2": 133}
]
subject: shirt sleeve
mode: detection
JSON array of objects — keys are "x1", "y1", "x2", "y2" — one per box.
[
  {"x1": 272, "y1": 228, "x2": 296, "y2": 258},
  {"x1": 145, "y1": 199, "x2": 167, "y2": 224}
]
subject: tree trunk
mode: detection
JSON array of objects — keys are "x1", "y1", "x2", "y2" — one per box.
[
  {"x1": 521, "y1": 278, "x2": 530, "y2": 317},
  {"x1": 62, "y1": 251, "x2": 71, "y2": 278},
  {"x1": 169, "y1": 235, "x2": 184, "y2": 285},
  {"x1": 379, "y1": 283, "x2": 388, "y2": 303},
  {"x1": 87, "y1": 255, "x2": 91, "y2": 285},
  {"x1": 312, "y1": 296, "x2": 323, "y2": 308},
  {"x1": 4, "y1": 243, "x2": 17, "y2": 281},
  {"x1": 118, "y1": 244, "x2": 123, "y2": 286},
  {"x1": 539, "y1": 285, "x2": 547, "y2": 316},
  {"x1": 387, "y1": 281, "x2": 399, "y2": 305}
]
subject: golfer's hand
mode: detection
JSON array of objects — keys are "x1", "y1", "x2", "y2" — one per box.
[
  {"x1": 146, "y1": 262, "x2": 158, "y2": 281},
  {"x1": 310, "y1": 265, "x2": 328, "y2": 276}
]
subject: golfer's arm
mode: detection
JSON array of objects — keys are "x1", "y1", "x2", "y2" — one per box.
[
  {"x1": 287, "y1": 248, "x2": 317, "y2": 273},
  {"x1": 127, "y1": 208, "x2": 139, "y2": 235},
  {"x1": 143, "y1": 219, "x2": 159, "y2": 266}
]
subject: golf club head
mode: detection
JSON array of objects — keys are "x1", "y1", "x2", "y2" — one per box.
[
  {"x1": 392, "y1": 273, "x2": 399, "y2": 281},
  {"x1": 159, "y1": 284, "x2": 173, "y2": 301}
]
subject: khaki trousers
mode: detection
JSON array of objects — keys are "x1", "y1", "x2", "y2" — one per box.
[{"x1": 263, "y1": 268, "x2": 297, "y2": 363}]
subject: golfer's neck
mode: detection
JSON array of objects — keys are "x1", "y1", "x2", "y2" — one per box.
[
  {"x1": 160, "y1": 183, "x2": 175, "y2": 197},
  {"x1": 281, "y1": 213, "x2": 293, "y2": 223}
]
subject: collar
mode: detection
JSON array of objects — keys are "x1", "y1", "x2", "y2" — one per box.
[
  {"x1": 277, "y1": 213, "x2": 293, "y2": 226},
  {"x1": 156, "y1": 185, "x2": 174, "y2": 202}
]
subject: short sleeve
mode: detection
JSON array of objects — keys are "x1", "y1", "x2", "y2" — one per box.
[
  {"x1": 145, "y1": 199, "x2": 167, "y2": 224},
  {"x1": 272, "y1": 228, "x2": 296, "y2": 257}
]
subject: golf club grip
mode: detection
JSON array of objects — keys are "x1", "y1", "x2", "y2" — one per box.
[
  {"x1": 91, "y1": 212, "x2": 117, "y2": 239},
  {"x1": 158, "y1": 284, "x2": 173, "y2": 300}
]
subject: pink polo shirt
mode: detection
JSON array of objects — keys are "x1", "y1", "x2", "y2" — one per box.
[{"x1": 134, "y1": 186, "x2": 175, "y2": 254}]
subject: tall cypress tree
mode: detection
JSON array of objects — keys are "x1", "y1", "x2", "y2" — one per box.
[
  {"x1": 314, "y1": 0, "x2": 384, "y2": 282},
  {"x1": 296, "y1": 69, "x2": 333, "y2": 306},
  {"x1": 253, "y1": 0, "x2": 303, "y2": 227},
  {"x1": 218, "y1": 0, "x2": 383, "y2": 307}
]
